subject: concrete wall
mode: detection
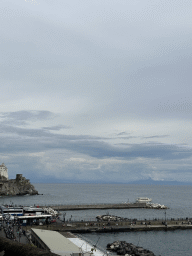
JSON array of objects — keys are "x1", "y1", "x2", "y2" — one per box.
[{"x1": 0, "y1": 236, "x2": 59, "y2": 256}]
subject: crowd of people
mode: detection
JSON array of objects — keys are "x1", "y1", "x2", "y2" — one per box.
[{"x1": 1, "y1": 214, "x2": 25, "y2": 242}]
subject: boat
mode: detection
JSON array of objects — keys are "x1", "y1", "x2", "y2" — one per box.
[
  {"x1": 23, "y1": 206, "x2": 45, "y2": 215},
  {"x1": 0, "y1": 205, "x2": 45, "y2": 216},
  {"x1": 0, "y1": 206, "x2": 24, "y2": 216},
  {"x1": 136, "y1": 197, "x2": 152, "y2": 203},
  {"x1": 16, "y1": 214, "x2": 52, "y2": 226}
]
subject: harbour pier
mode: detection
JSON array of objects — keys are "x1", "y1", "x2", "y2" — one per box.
[
  {"x1": 40, "y1": 202, "x2": 165, "y2": 211},
  {"x1": 22, "y1": 218, "x2": 192, "y2": 233}
]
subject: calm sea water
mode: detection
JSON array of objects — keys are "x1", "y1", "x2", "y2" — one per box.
[{"x1": 0, "y1": 183, "x2": 192, "y2": 256}]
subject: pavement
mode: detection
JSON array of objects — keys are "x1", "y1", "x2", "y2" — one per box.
[{"x1": 0, "y1": 221, "x2": 30, "y2": 244}]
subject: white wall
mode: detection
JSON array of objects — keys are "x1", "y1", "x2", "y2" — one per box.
[{"x1": 0, "y1": 164, "x2": 8, "y2": 179}]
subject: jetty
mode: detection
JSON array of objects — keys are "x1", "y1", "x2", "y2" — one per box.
[
  {"x1": 22, "y1": 217, "x2": 192, "y2": 233},
  {"x1": 23, "y1": 222, "x2": 192, "y2": 234},
  {"x1": 41, "y1": 202, "x2": 168, "y2": 211}
]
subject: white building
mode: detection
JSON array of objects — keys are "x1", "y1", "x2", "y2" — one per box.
[
  {"x1": 0, "y1": 163, "x2": 8, "y2": 180},
  {"x1": 31, "y1": 229, "x2": 81, "y2": 256},
  {"x1": 31, "y1": 229, "x2": 105, "y2": 256}
]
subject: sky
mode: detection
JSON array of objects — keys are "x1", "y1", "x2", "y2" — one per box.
[{"x1": 1, "y1": 0, "x2": 192, "y2": 183}]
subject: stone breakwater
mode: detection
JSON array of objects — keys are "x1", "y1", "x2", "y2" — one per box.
[
  {"x1": 146, "y1": 203, "x2": 167, "y2": 209},
  {"x1": 107, "y1": 241, "x2": 156, "y2": 256},
  {"x1": 96, "y1": 215, "x2": 130, "y2": 222}
]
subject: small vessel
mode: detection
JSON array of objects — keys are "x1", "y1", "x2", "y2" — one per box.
[
  {"x1": 23, "y1": 206, "x2": 45, "y2": 215},
  {"x1": 16, "y1": 214, "x2": 52, "y2": 226},
  {"x1": 0, "y1": 206, "x2": 24, "y2": 216},
  {"x1": 136, "y1": 197, "x2": 152, "y2": 203}
]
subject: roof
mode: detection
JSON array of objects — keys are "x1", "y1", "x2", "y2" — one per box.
[
  {"x1": 18, "y1": 215, "x2": 52, "y2": 219},
  {"x1": 31, "y1": 228, "x2": 81, "y2": 256},
  {"x1": 68, "y1": 237, "x2": 106, "y2": 256}
]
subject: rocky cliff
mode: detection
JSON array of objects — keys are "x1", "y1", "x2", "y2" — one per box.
[{"x1": 0, "y1": 174, "x2": 38, "y2": 196}]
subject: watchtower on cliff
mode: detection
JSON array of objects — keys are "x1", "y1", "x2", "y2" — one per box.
[
  {"x1": 0, "y1": 163, "x2": 8, "y2": 180},
  {"x1": 16, "y1": 174, "x2": 23, "y2": 181}
]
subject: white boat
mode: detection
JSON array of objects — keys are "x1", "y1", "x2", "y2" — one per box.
[
  {"x1": 136, "y1": 197, "x2": 152, "y2": 203},
  {"x1": 0, "y1": 206, "x2": 24, "y2": 216}
]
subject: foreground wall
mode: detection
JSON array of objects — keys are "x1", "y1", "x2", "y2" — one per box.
[{"x1": 0, "y1": 236, "x2": 58, "y2": 256}]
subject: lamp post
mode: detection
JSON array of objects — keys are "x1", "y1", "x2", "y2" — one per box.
[
  {"x1": 164, "y1": 211, "x2": 167, "y2": 226},
  {"x1": 63, "y1": 213, "x2": 66, "y2": 222}
]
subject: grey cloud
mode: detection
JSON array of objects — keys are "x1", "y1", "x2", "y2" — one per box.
[
  {"x1": 117, "y1": 136, "x2": 139, "y2": 140},
  {"x1": 116, "y1": 132, "x2": 131, "y2": 136},
  {"x1": 0, "y1": 111, "x2": 55, "y2": 125},
  {"x1": 70, "y1": 142, "x2": 192, "y2": 161},
  {"x1": 1, "y1": 0, "x2": 192, "y2": 183},
  {"x1": 43, "y1": 125, "x2": 72, "y2": 131},
  {"x1": 114, "y1": 135, "x2": 170, "y2": 140},
  {"x1": 2, "y1": 133, "x2": 192, "y2": 183},
  {"x1": 1, "y1": 8, "x2": 192, "y2": 123},
  {"x1": 0, "y1": 122, "x2": 104, "y2": 141},
  {"x1": 0, "y1": 121, "x2": 191, "y2": 162},
  {"x1": 142, "y1": 135, "x2": 170, "y2": 139}
]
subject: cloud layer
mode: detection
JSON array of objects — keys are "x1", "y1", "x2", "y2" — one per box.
[
  {"x1": 0, "y1": 110, "x2": 191, "y2": 183},
  {"x1": 1, "y1": 1, "x2": 192, "y2": 183}
]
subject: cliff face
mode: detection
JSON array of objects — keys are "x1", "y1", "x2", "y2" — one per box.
[{"x1": 0, "y1": 174, "x2": 38, "y2": 196}]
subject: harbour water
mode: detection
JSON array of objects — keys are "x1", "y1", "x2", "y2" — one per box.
[{"x1": 1, "y1": 183, "x2": 192, "y2": 256}]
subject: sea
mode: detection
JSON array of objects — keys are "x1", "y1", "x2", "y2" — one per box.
[{"x1": 1, "y1": 183, "x2": 192, "y2": 256}]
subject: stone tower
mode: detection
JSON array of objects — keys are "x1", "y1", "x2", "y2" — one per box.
[{"x1": 0, "y1": 163, "x2": 8, "y2": 180}]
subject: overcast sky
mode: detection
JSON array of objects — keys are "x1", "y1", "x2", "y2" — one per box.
[{"x1": 1, "y1": 0, "x2": 192, "y2": 183}]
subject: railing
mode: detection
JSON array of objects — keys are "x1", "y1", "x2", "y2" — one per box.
[{"x1": 76, "y1": 233, "x2": 116, "y2": 256}]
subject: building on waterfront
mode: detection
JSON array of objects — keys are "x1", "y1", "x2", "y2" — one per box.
[
  {"x1": 31, "y1": 229, "x2": 81, "y2": 256},
  {"x1": 31, "y1": 229, "x2": 105, "y2": 256},
  {"x1": 0, "y1": 163, "x2": 8, "y2": 180}
]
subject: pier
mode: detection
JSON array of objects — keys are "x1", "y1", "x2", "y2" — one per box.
[
  {"x1": 41, "y1": 202, "x2": 151, "y2": 211},
  {"x1": 22, "y1": 218, "x2": 192, "y2": 233}
]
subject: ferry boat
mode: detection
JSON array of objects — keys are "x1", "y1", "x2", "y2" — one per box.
[
  {"x1": 0, "y1": 205, "x2": 45, "y2": 216},
  {"x1": 136, "y1": 197, "x2": 152, "y2": 203},
  {"x1": 0, "y1": 205, "x2": 57, "y2": 221},
  {"x1": 23, "y1": 206, "x2": 45, "y2": 216},
  {"x1": 0, "y1": 206, "x2": 23, "y2": 216},
  {"x1": 16, "y1": 214, "x2": 52, "y2": 226}
]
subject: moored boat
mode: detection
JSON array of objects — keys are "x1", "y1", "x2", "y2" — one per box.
[{"x1": 136, "y1": 197, "x2": 152, "y2": 203}]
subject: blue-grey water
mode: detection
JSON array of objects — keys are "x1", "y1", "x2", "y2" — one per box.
[{"x1": 1, "y1": 183, "x2": 192, "y2": 256}]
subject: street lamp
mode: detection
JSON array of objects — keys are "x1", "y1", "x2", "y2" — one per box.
[{"x1": 63, "y1": 213, "x2": 66, "y2": 222}]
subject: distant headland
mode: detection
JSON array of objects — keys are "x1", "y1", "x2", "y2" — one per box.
[{"x1": 0, "y1": 163, "x2": 38, "y2": 196}]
